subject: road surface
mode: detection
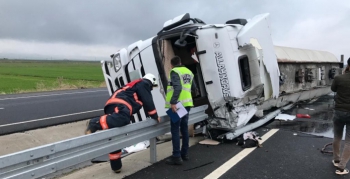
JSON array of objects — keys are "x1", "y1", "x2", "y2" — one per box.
[{"x1": 0, "y1": 88, "x2": 109, "y2": 135}]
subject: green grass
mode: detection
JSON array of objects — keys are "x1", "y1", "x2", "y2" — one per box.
[{"x1": 0, "y1": 59, "x2": 106, "y2": 94}]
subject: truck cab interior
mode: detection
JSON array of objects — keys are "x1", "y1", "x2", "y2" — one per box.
[{"x1": 156, "y1": 34, "x2": 213, "y2": 115}]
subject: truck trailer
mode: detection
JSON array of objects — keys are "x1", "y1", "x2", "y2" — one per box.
[{"x1": 101, "y1": 13, "x2": 343, "y2": 140}]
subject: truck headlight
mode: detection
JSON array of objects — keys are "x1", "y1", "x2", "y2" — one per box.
[{"x1": 113, "y1": 54, "x2": 122, "y2": 72}]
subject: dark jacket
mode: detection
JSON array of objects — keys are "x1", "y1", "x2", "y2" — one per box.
[
  {"x1": 331, "y1": 71, "x2": 350, "y2": 112},
  {"x1": 170, "y1": 65, "x2": 197, "y2": 105},
  {"x1": 105, "y1": 79, "x2": 159, "y2": 119}
]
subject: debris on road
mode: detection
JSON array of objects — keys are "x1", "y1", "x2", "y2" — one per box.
[
  {"x1": 296, "y1": 114, "x2": 311, "y2": 118},
  {"x1": 124, "y1": 140, "x2": 150, "y2": 153},
  {"x1": 275, "y1": 113, "x2": 296, "y2": 121},
  {"x1": 236, "y1": 131, "x2": 262, "y2": 148},
  {"x1": 199, "y1": 139, "x2": 220, "y2": 145}
]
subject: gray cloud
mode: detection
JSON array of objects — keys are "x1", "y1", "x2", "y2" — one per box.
[
  {"x1": 0, "y1": 0, "x2": 348, "y2": 60},
  {"x1": 0, "y1": 0, "x2": 305, "y2": 45}
]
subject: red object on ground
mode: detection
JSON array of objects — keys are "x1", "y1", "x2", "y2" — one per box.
[{"x1": 296, "y1": 114, "x2": 311, "y2": 118}]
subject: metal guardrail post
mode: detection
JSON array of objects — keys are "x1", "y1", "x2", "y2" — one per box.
[{"x1": 150, "y1": 137, "x2": 157, "y2": 163}]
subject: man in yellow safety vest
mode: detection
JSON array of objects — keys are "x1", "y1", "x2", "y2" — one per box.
[{"x1": 165, "y1": 56, "x2": 198, "y2": 165}]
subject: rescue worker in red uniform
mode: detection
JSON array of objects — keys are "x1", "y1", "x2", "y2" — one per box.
[{"x1": 85, "y1": 73, "x2": 160, "y2": 173}]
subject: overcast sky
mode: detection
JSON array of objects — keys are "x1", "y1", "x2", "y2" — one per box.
[{"x1": 0, "y1": 0, "x2": 348, "y2": 61}]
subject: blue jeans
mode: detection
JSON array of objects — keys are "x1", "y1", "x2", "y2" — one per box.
[{"x1": 170, "y1": 107, "x2": 191, "y2": 157}]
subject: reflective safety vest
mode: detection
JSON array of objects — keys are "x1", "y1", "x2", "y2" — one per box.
[{"x1": 165, "y1": 67, "x2": 194, "y2": 108}]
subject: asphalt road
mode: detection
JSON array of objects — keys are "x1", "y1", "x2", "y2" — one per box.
[
  {"x1": 125, "y1": 95, "x2": 341, "y2": 179},
  {"x1": 125, "y1": 129, "x2": 340, "y2": 179},
  {"x1": 0, "y1": 88, "x2": 109, "y2": 135}
]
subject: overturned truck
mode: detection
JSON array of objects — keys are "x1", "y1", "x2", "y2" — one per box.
[{"x1": 101, "y1": 13, "x2": 343, "y2": 140}]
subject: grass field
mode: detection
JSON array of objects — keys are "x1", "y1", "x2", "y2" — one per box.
[{"x1": 0, "y1": 59, "x2": 106, "y2": 94}]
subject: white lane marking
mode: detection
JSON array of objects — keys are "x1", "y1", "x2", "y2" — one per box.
[
  {"x1": 0, "y1": 108, "x2": 3, "y2": 110},
  {"x1": 204, "y1": 129, "x2": 279, "y2": 179},
  {"x1": 0, "y1": 109, "x2": 103, "y2": 127},
  {"x1": 0, "y1": 90, "x2": 107, "y2": 101}
]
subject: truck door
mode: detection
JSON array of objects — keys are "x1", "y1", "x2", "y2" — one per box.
[{"x1": 195, "y1": 28, "x2": 230, "y2": 108}]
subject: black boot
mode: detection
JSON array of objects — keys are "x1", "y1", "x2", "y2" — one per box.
[
  {"x1": 166, "y1": 156, "x2": 183, "y2": 165},
  {"x1": 181, "y1": 155, "x2": 189, "y2": 161},
  {"x1": 85, "y1": 118, "x2": 101, "y2": 134},
  {"x1": 110, "y1": 158, "x2": 122, "y2": 173}
]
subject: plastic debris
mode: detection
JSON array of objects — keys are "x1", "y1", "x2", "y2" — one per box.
[
  {"x1": 296, "y1": 114, "x2": 311, "y2": 118},
  {"x1": 124, "y1": 140, "x2": 150, "y2": 153},
  {"x1": 275, "y1": 114, "x2": 296, "y2": 121}
]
